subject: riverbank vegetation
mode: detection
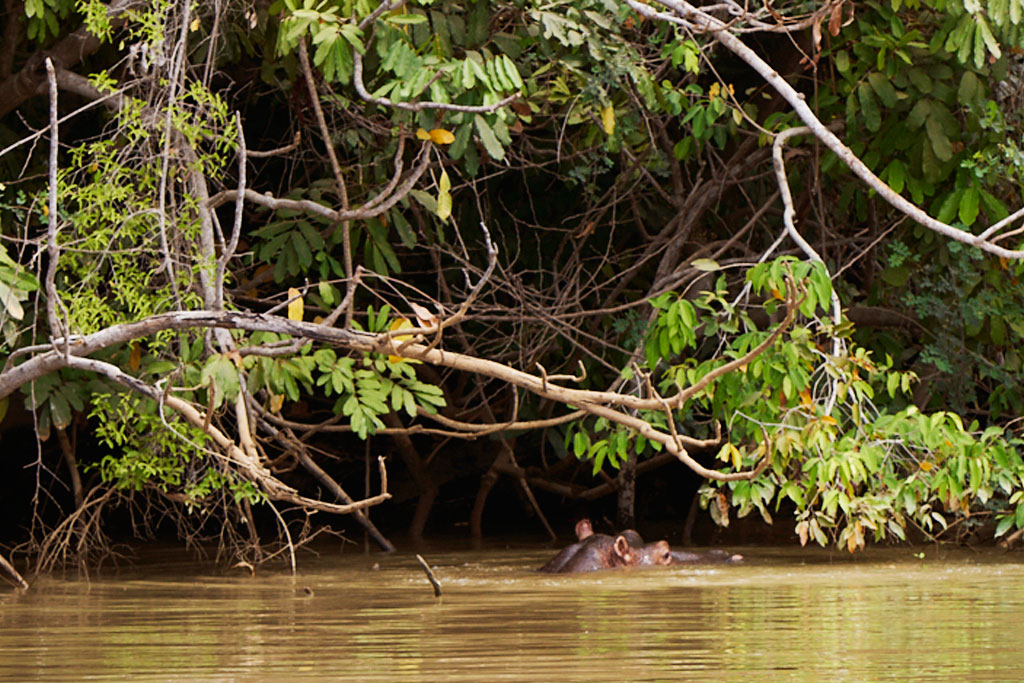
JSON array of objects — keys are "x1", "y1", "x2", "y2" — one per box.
[{"x1": 3, "y1": 0, "x2": 1024, "y2": 582}]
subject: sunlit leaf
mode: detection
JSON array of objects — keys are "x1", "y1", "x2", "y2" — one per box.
[
  {"x1": 287, "y1": 287, "x2": 304, "y2": 321},
  {"x1": 388, "y1": 317, "x2": 417, "y2": 363},
  {"x1": 690, "y1": 258, "x2": 720, "y2": 272},
  {"x1": 0, "y1": 281, "x2": 24, "y2": 321},
  {"x1": 600, "y1": 104, "x2": 615, "y2": 135},
  {"x1": 436, "y1": 169, "x2": 452, "y2": 221},
  {"x1": 428, "y1": 128, "x2": 455, "y2": 144}
]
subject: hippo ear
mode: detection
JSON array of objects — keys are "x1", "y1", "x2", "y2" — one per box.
[
  {"x1": 575, "y1": 518, "x2": 593, "y2": 540},
  {"x1": 614, "y1": 535, "x2": 631, "y2": 559}
]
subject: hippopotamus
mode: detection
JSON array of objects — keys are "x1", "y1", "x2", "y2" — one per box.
[
  {"x1": 537, "y1": 519, "x2": 597, "y2": 573},
  {"x1": 538, "y1": 519, "x2": 742, "y2": 573},
  {"x1": 539, "y1": 531, "x2": 673, "y2": 573}
]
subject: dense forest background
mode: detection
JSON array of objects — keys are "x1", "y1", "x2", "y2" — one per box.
[{"x1": 3, "y1": 0, "x2": 1024, "y2": 576}]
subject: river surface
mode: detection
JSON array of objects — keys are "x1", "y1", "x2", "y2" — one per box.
[{"x1": 1, "y1": 543, "x2": 1022, "y2": 680}]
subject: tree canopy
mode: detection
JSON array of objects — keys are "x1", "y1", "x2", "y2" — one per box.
[{"x1": 3, "y1": 0, "x2": 1024, "y2": 575}]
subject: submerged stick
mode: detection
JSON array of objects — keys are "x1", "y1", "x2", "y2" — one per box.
[
  {"x1": 415, "y1": 554, "x2": 441, "y2": 597},
  {"x1": 0, "y1": 551, "x2": 28, "y2": 590}
]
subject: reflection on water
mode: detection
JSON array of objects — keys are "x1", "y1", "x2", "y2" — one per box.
[{"x1": 1, "y1": 545, "x2": 1022, "y2": 680}]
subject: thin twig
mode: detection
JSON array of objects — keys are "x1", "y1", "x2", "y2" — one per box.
[{"x1": 415, "y1": 554, "x2": 442, "y2": 597}]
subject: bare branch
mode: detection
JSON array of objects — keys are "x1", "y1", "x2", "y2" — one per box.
[
  {"x1": 203, "y1": 144, "x2": 432, "y2": 222},
  {"x1": 43, "y1": 58, "x2": 62, "y2": 341}
]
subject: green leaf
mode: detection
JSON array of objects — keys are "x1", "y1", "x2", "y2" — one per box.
[
  {"x1": 500, "y1": 54, "x2": 523, "y2": 90},
  {"x1": 408, "y1": 189, "x2": 437, "y2": 213},
  {"x1": 883, "y1": 159, "x2": 905, "y2": 194},
  {"x1": 292, "y1": 231, "x2": 312, "y2": 269},
  {"x1": 925, "y1": 114, "x2": 953, "y2": 162},
  {"x1": 200, "y1": 356, "x2": 241, "y2": 410},
  {"x1": 979, "y1": 189, "x2": 1010, "y2": 222},
  {"x1": 936, "y1": 190, "x2": 962, "y2": 224},
  {"x1": 991, "y1": 315, "x2": 1007, "y2": 346},
  {"x1": 474, "y1": 115, "x2": 505, "y2": 161},
  {"x1": 995, "y1": 515, "x2": 1015, "y2": 538},
  {"x1": 857, "y1": 83, "x2": 881, "y2": 132},
  {"x1": 868, "y1": 72, "x2": 899, "y2": 108},
  {"x1": 49, "y1": 391, "x2": 71, "y2": 430},
  {"x1": 977, "y1": 16, "x2": 1001, "y2": 61},
  {"x1": 906, "y1": 99, "x2": 930, "y2": 129},
  {"x1": 386, "y1": 13, "x2": 427, "y2": 25},
  {"x1": 957, "y1": 71, "x2": 982, "y2": 106},
  {"x1": 834, "y1": 50, "x2": 850, "y2": 73},
  {"x1": 958, "y1": 185, "x2": 980, "y2": 226},
  {"x1": 391, "y1": 209, "x2": 416, "y2": 248},
  {"x1": 907, "y1": 67, "x2": 932, "y2": 94}
]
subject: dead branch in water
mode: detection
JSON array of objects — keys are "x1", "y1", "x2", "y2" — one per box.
[{"x1": 415, "y1": 554, "x2": 442, "y2": 597}]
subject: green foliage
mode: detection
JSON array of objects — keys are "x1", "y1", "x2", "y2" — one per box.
[
  {"x1": 0, "y1": 242, "x2": 40, "y2": 345},
  {"x1": 12, "y1": 0, "x2": 1024, "y2": 558},
  {"x1": 275, "y1": 0, "x2": 365, "y2": 84},
  {"x1": 571, "y1": 257, "x2": 1024, "y2": 549},
  {"x1": 89, "y1": 391, "x2": 266, "y2": 506},
  {"x1": 23, "y1": 0, "x2": 74, "y2": 42},
  {"x1": 309, "y1": 306, "x2": 446, "y2": 438},
  {"x1": 240, "y1": 309, "x2": 446, "y2": 440},
  {"x1": 21, "y1": 370, "x2": 99, "y2": 441}
]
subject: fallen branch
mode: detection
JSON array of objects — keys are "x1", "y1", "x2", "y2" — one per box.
[{"x1": 0, "y1": 550, "x2": 28, "y2": 590}]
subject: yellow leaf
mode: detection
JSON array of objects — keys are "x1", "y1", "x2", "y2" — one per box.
[
  {"x1": 390, "y1": 317, "x2": 414, "y2": 335},
  {"x1": 269, "y1": 394, "x2": 284, "y2": 413},
  {"x1": 388, "y1": 318, "x2": 416, "y2": 363},
  {"x1": 190, "y1": 17, "x2": 200, "y2": 31},
  {"x1": 436, "y1": 170, "x2": 452, "y2": 221},
  {"x1": 771, "y1": 288, "x2": 784, "y2": 300},
  {"x1": 709, "y1": 82, "x2": 721, "y2": 99},
  {"x1": 287, "y1": 287, "x2": 303, "y2": 321},
  {"x1": 920, "y1": 461, "x2": 933, "y2": 472},
  {"x1": 819, "y1": 415, "x2": 838, "y2": 426},
  {"x1": 128, "y1": 341, "x2": 141, "y2": 372},
  {"x1": 416, "y1": 128, "x2": 432, "y2": 141},
  {"x1": 42, "y1": 205, "x2": 49, "y2": 217},
  {"x1": 799, "y1": 388, "x2": 812, "y2": 407},
  {"x1": 429, "y1": 128, "x2": 455, "y2": 144},
  {"x1": 600, "y1": 104, "x2": 615, "y2": 135}
]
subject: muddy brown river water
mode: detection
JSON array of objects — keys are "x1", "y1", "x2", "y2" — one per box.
[{"x1": 1, "y1": 544, "x2": 1022, "y2": 680}]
